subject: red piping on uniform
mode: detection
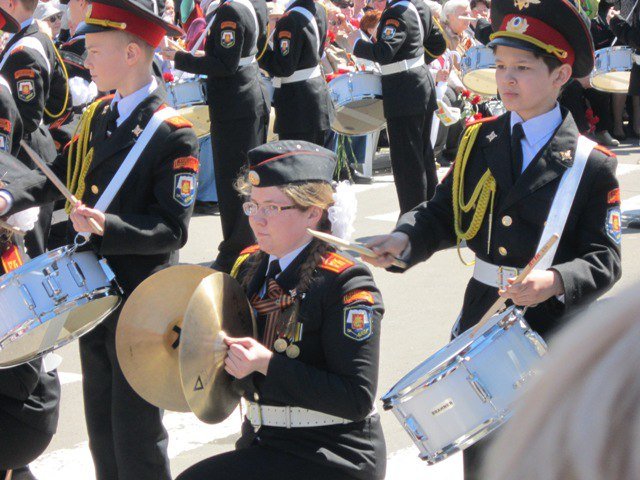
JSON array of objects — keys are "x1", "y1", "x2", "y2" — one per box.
[{"x1": 253, "y1": 150, "x2": 334, "y2": 168}]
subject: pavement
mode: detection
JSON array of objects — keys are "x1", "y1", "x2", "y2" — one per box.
[{"x1": 28, "y1": 139, "x2": 640, "y2": 479}]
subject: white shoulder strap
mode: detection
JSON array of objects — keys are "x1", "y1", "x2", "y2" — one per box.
[
  {"x1": 289, "y1": 6, "x2": 321, "y2": 53},
  {"x1": 0, "y1": 36, "x2": 51, "y2": 74},
  {"x1": 0, "y1": 74, "x2": 11, "y2": 93},
  {"x1": 535, "y1": 135, "x2": 595, "y2": 270},
  {"x1": 392, "y1": 1, "x2": 424, "y2": 43},
  {"x1": 92, "y1": 107, "x2": 179, "y2": 215},
  {"x1": 232, "y1": 0, "x2": 259, "y2": 45}
]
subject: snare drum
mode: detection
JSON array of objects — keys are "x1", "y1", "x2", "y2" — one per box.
[
  {"x1": 328, "y1": 71, "x2": 386, "y2": 135},
  {"x1": 0, "y1": 245, "x2": 122, "y2": 367},
  {"x1": 591, "y1": 47, "x2": 634, "y2": 93},
  {"x1": 461, "y1": 46, "x2": 497, "y2": 96},
  {"x1": 166, "y1": 77, "x2": 207, "y2": 109},
  {"x1": 382, "y1": 307, "x2": 547, "y2": 464}
]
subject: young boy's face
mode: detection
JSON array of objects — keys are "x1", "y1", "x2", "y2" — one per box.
[
  {"x1": 494, "y1": 45, "x2": 570, "y2": 120},
  {"x1": 85, "y1": 31, "x2": 129, "y2": 92}
]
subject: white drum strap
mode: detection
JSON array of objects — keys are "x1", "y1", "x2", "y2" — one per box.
[
  {"x1": 393, "y1": 1, "x2": 424, "y2": 44},
  {"x1": 0, "y1": 36, "x2": 51, "y2": 74},
  {"x1": 91, "y1": 107, "x2": 178, "y2": 215},
  {"x1": 0, "y1": 74, "x2": 11, "y2": 93},
  {"x1": 288, "y1": 6, "x2": 321, "y2": 55},
  {"x1": 534, "y1": 135, "x2": 595, "y2": 270}
]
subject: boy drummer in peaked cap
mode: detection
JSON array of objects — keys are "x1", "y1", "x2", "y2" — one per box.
[
  {"x1": 0, "y1": 0, "x2": 198, "y2": 478},
  {"x1": 363, "y1": 0, "x2": 621, "y2": 477}
]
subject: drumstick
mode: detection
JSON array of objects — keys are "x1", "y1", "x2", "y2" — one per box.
[
  {"x1": 307, "y1": 229, "x2": 409, "y2": 269},
  {"x1": 470, "y1": 234, "x2": 559, "y2": 337},
  {"x1": 0, "y1": 217, "x2": 25, "y2": 236},
  {"x1": 19, "y1": 140, "x2": 104, "y2": 235},
  {"x1": 458, "y1": 15, "x2": 477, "y2": 20},
  {"x1": 166, "y1": 37, "x2": 186, "y2": 52}
]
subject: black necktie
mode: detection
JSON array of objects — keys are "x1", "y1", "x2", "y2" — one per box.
[
  {"x1": 511, "y1": 122, "x2": 525, "y2": 180},
  {"x1": 106, "y1": 102, "x2": 119, "y2": 137},
  {"x1": 265, "y1": 259, "x2": 281, "y2": 282}
]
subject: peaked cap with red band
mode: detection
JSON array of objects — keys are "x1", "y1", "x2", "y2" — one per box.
[
  {"x1": 0, "y1": 7, "x2": 20, "y2": 34},
  {"x1": 246, "y1": 140, "x2": 337, "y2": 187},
  {"x1": 78, "y1": 0, "x2": 183, "y2": 47},
  {"x1": 489, "y1": 0, "x2": 594, "y2": 77}
]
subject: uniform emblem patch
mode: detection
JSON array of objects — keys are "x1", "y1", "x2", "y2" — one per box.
[
  {"x1": 17, "y1": 79, "x2": 35, "y2": 102},
  {"x1": 607, "y1": 188, "x2": 621, "y2": 205},
  {"x1": 280, "y1": 38, "x2": 290, "y2": 56},
  {"x1": 0, "y1": 133, "x2": 8, "y2": 152},
  {"x1": 343, "y1": 289, "x2": 375, "y2": 305},
  {"x1": 221, "y1": 30, "x2": 235, "y2": 48},
  {"x1": 0, "y1": 118, "x2": 11, "y2": 132},
  {"x1": 381, "y1": 25, "x2": 396, "y2": 40},
  {"x1": 344, "y1": 307, "x2": 373, "y2": 341},
  {"x1": 606, "y1": 207, "x2": 622, "y2": 244},
  {"x1": 173, "y1": 156, "x2": 199, "y2": 172},
  {"x1": 174, "y1": 173, "x2": 196, "y2": 206}
]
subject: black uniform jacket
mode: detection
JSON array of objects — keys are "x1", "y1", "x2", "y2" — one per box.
[
  {"x1": 174, "y1": 0, "x2": 269, "y2": 121},
  {"x1": 0, "y1": 78, "x2": 24, "y2": 157},
  {"x1": 393, "y1": 110, "x2": 622, "y2": 339},
  {"x1": 353, "y1": 0, "x2": 442, "y2": 118},
  {"x1": 259, "y1": 0, "x2": 333, "y2": 134},
  {"x1": 59, "y1": 34, "x2": 90, "y2": 83},
  {"x1": 233, "y1": 245, "x2": 386, "y2": 480},
  {"x1": 3, "y1": 88, "x2": 199, "y2": 299},
  {"x1": 0, "y1": 358, "x2": 60, "y2": 435},
  {"x1": 610, "y1": 14, "x2": 640, "y2": 48}
]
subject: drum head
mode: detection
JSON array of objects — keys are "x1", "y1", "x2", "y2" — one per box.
[
  {"x1": 462, "y1": 69, "x2": 497, "y2": 96},
  {"x1": 178, "y1": 105, "x2": 210, "y2": 138},
  {"x1": 591, "y1": 71, "x2": 631, "y2": 93},
  {"x1": 332, "y1": 99, "x2": 386, "y2": 135},
  {"x1": 0, "y1": 293, "x2": 121, "y2": 368}
]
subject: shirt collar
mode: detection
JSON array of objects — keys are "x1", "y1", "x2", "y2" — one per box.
[
  {"x1": 111, "y1": 77, "x2": 158, "y2": 126},
  {"x1": 510, "y1": 103, "x2": 562, "y2": 146},
  {"x1": 268, "y1": 241, "x2": 312, "y2": 277},
  {"x1": 9, "y1": 17, "x2": 33, "y2": 39}
]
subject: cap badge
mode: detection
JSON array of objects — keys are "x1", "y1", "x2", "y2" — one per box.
[
  {"x1": 248, "y1": 170, "x2": 260, "y2": 186},
  {"x1": 506, "y1": 16, "x2": 529, "y2": 34}
]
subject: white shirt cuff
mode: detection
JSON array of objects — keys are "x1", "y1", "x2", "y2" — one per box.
[{"x1": 0, "y1": 190, "x2": 13, "y2": 216}]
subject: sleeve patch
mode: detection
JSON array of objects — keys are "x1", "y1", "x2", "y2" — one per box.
[
  {"x1": 221, "y1": 30, "x2": 236, "y2": 48},
  {"x1": 278, "y1": 30, "x2": 292, "y2": 39},
  {"x1": 385, "y1": 19, "x2": 400, "y2": 27},
  {"x1": 607, "y1": 188, "x2": 620, "y2": 205},
  {"x1": 279, "y1": 38, "x2": 290, "y2": 55},
  {"x1": 14, "y1": 68, "x2": 35, "y2": 79},
  {"x1": 319, "y1": 252, "x2": 354, "y2": 274},
  {"x1": 606, "y1": 207, "x2": 622, "y2": 244},
  {"x1": 173, "y1": 156, "x2": 199, "y2": 172},
  {"x1": 9, "y1": 45, "x2": 24, "y2": 55},
  {"x1": 165, "y1": 115, "x2": 193, "y2": 129},
  {"x1": 0, "y1": 132, "x2": 8, "y2": 152},
  {"x1": 343, "y1": 289, "x2": 375, "y2": 305},
  {"x1": 381, "y1": 25, "x2": 396, "y2": 40},
  {"x1": 0, "y1": 118, "x2": 11, "y2": 132},
  {"x1": 173, "y1": 173, "x2": 196, "y2": 207},
  {"x1": 220, "y1": 21, "x2": 237, "y2": 29},
  {"x1": 343, "y1": 307, "x2": 373, "y2": 341},
  {"x1": 16, "y1": 79, "x2": 35, "y2": 102}
]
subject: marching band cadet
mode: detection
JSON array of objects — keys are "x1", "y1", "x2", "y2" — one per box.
[
  {"x1": 0, "y1": 9, "x2": 24, "y2": 158},
  {"x1": 258, "y1": 0, "x2": 334, "y2": 145},
  {"x1": 351, "y1": 0, "x2": 446, "y2": 214},
  {"x1": 362, "y1": 0, "x2": 621, "y2": 477},
  {"x1": 161, "y1": 0, "x2": 270, "y2": 274},
  {"x1": 178, "y1": 140, "x2": 386, "y2": 480},
  {"x1": 0, "y1": 0, "x2": 199, "y2": 477}
]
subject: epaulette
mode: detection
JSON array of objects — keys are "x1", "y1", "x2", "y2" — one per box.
[
  {"x1": 230, "y1": 245, "x2": 261, "y2": 278},
  {"x1": 319, "y1": 252, "x2": 354, "y2": 274},
  {"x1": 164, "y1": 113, "x2": 193, "y2": 130},
  {"x1": 240, "y1": 244, "x2": 260, "y2": 255},
  {"x1": 465, "y1": 115, "x2": 499, "y2": 128},
  {"x1": 61, "y1": 37, "x2": 83, "y2": 48},
  {"x1": 594, "y1": 144, "x2": 617, "y2": 158}
]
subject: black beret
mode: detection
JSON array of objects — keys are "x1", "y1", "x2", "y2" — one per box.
[{"x1": 246, "y1": 140, "x2": 337, "y2": 187}]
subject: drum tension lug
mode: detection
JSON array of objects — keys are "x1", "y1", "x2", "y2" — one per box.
[{"x1": 467, "y1": 373, "x2": 492, "y2": 403}]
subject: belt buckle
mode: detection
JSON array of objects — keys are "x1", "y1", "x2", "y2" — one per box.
[{"x1": 497, "y1": 266, "x2": 518, "y2": 289}]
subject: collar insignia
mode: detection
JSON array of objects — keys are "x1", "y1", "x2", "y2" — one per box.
[{"x1": 486, "y1": 131, "x2": 498, "y2": 143}]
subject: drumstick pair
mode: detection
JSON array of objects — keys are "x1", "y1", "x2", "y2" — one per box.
[{"x1": 19, "y1": 141, "x2": 104, "y2": 235}]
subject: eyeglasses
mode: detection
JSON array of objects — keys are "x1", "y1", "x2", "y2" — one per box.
[
  {"x1": 46, "y1": 13, "x2": 63, "y2": 22},
  {"x1": 242, "y1": 201, "x2": 298, "y2": 217}
]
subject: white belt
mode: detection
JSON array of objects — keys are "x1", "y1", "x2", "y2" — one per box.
[
  {"x1": 246, "y1": 402, "x2": 355, "y2": 428},
  {"x1": 473, "y1": 257, "x2": 521, "y2": 289},
  {"x1": 379, "y1": 55, "x2": 425, "y2": 76},
  {"x1": 272, "y1": 65, "x2": 321, "y2": 88},
  {"x1": 238, "y1": 55, "x2": 257, "y2": 67}
]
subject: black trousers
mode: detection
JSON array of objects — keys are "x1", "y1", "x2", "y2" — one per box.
[
  {"x1": 79, "y1": 315, "x2": 170, "y2": 480},
  {"x1": 0, "y1": 410, "x2": 52, "y2": 469},
  {"x1": 585, "y1": 87, "x2": 614, "y2": 133},
  {"x1": 386, "y1": 112, "x2": 438, "y2": 214},
  {"x1": 176, "y1": 445, "x2": 358, "y2": 480},
  {"x1": 278, "y1": 129, "x2": 330, "y2": 147},
  {"x1": 209, "y1": 114, "x2": 267, "y2": 273}
]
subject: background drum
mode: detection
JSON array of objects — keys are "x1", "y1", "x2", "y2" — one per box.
[
  {"x1": 381, "y1": 306, "x2": 547, "y2": 464},
  {"x1": 591, "y1": 46, "x2": 634, "y2": 93},
  {"x1": 328, "y1": 71, "x2": 386, "y2": 135},
  {"x1": 461, "y1": 45, "x2": 497, "y2": 96},
  {"x1": 0, "y1": 245, "x2": 121, "y2": 368},
  {"x1": 166, "y1": 76, "x2": 208, "y2": 109}
]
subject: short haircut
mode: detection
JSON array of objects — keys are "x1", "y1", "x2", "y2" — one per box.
[
  {"x1": 442, "y1": 0, "x2": 470, "y2": 21},
  {"x1": 120, "y1": 31, "x2": 156, "y2": 62},
  {"x1": 470, "y1": 0, "x2": 490, "y2": 9},
  {"x1": 19, "y1": 0, "x2": 38, "y2": 13}
]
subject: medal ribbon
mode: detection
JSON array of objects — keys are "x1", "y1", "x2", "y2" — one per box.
[{"x1": 250, "y1": 279, "x2": 293, "y2": 348}]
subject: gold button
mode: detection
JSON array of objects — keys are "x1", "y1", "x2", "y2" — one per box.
[
  {"x1": 499, "y1": 246, "x2": 508, "y2": 256},
  {"x1": 501, "y1": 215, "x2": 512, "y2": 227},
  {"x1": 91, "y1": 185, "x2": 99, "y2": 194}
]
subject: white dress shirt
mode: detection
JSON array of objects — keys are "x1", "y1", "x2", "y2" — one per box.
[
  {"x1": 510, "y1": 103, "x2": 563, "y2": 173},
  {"x1": 111, "y1": 77, "x2": 158, "y2": 127}
]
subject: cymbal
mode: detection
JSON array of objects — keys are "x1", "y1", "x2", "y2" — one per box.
[
  {"x1": 116, "y1": 265, "x2": 215, "y2": 412},
  {"x1": 179, "y1": 272, "x2": 256, "y2": 424}
]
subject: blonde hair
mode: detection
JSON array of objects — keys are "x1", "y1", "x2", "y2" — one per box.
[{"x1": 483, "y1": 283, "x2": 640, "y2": 480}]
